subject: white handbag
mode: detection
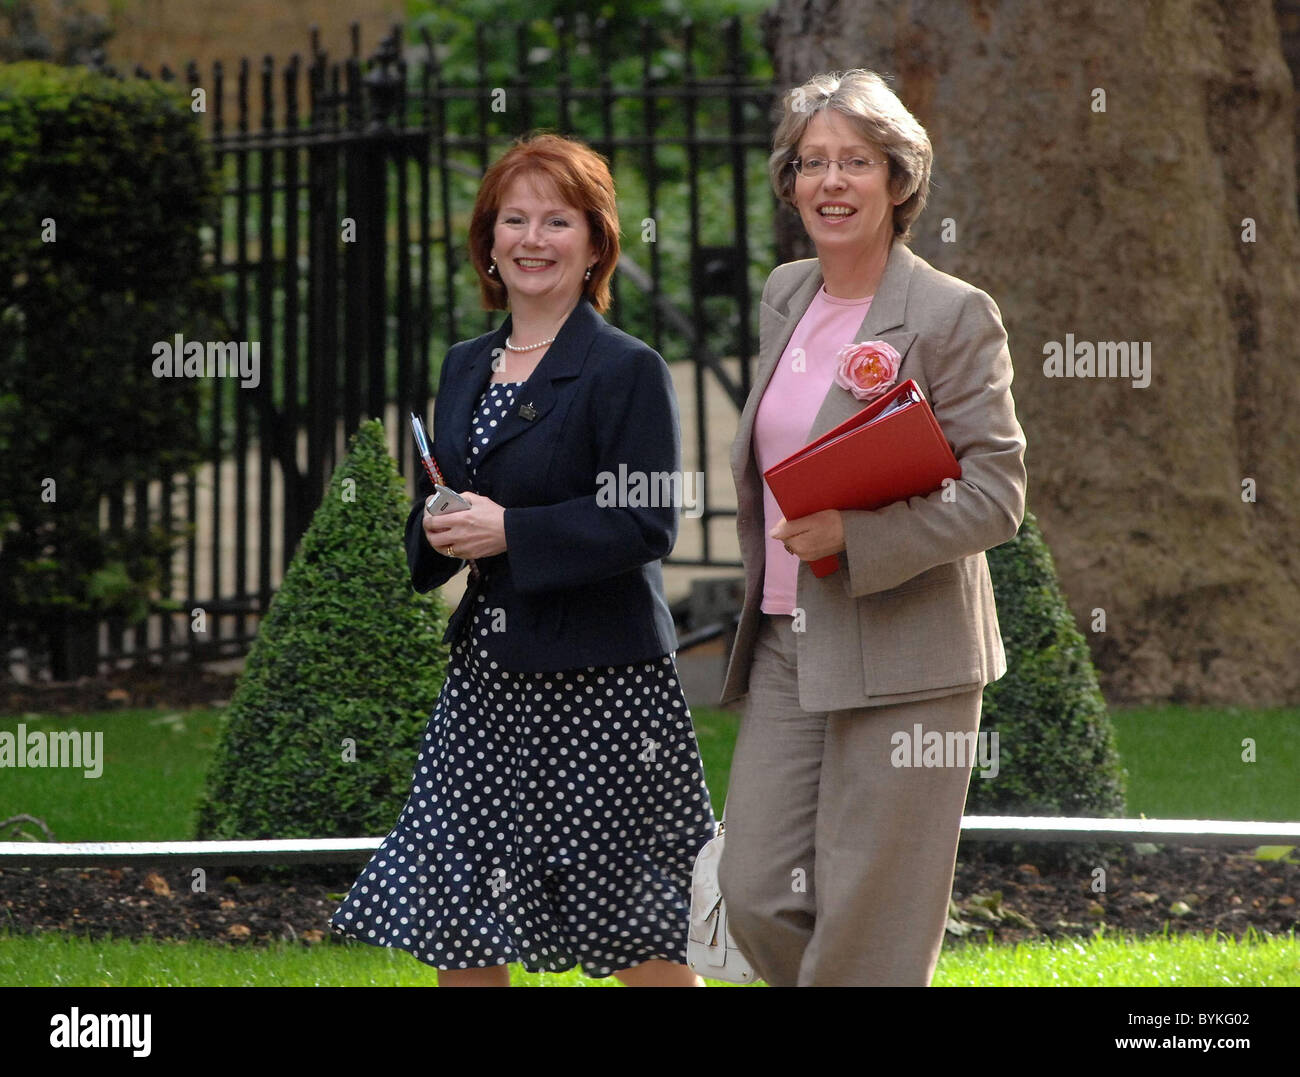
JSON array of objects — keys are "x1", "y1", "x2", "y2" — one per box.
[{"x1": 687, "y1": 811, "x2": 759, "y2": 983}]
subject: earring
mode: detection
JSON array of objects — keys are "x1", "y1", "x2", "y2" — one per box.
[
  {"x1": 488, "y1": 257, "x2": 497, "y2": 276},
  {"x1": 584, "y1": 264, "x2": 593, "y2": 281}
]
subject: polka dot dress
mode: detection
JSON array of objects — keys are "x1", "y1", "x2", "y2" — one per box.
[{"x1": 329, "y1": 379, "x2": 717, "y2": 979}]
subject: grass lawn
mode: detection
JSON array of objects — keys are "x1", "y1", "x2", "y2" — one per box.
[
  {"x1": 3, "y1": 703, "x2": 1296, "y2": 842},
  {"x1": 1, "y1": 701, "x2": 1296, "y2": 986},
  {"x1": 2, "y1": 925, "x2": 1295, "y2": 987},
  {"x1": 1106, "y1": 705, "x2": 1300, "y2": 821},
  {"x1": 0, "y1": 708, "x2": 227, "y2": 842}
]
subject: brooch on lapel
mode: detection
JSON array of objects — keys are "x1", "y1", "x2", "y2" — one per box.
[
  {"x1": 517, "y1": 401, "x2": 538, "y2": 421},
  {"x1": 833, "y1": 340, "x2": 901, "y2": 403}
]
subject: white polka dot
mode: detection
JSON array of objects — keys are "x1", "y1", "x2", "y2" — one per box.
[{"x1": 327, "y1": 402, "x2": 716, "y2": 979}]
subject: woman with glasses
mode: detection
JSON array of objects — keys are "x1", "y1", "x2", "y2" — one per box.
[{"x1": 717, "y1": 69, "x2": 1027, "y2": 985}]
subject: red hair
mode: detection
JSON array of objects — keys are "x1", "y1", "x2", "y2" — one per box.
[{"x1": 468, "y1": 133, "x2": 620, "y2": 312}]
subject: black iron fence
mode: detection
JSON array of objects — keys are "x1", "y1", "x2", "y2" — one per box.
[{"x1": 80, "y1": 16, "x2": 776, "y2": 671}]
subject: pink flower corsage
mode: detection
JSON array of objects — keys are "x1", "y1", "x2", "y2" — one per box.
[{"x1": 833, "y1": 340, "x2": 901, "y2": 402}]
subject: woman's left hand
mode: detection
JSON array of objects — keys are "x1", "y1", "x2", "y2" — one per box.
[
  {"x1": 426, "y1": 492, "x2": 508, "y2": 558},
  {"x1": 771, "y1": 510, "x2": 845, "y2": 561}
]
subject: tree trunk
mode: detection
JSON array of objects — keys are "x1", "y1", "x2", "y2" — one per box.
[
  {"x1": 762, "y1": 0, "x2": 1300, "y2": 703},
  {"x1": 1278, "y1": 0, "x2": 1300, "y2": 187}
]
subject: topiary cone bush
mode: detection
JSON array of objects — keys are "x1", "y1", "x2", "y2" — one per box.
[
  {"x1": 194, "y1": 419, "x2": 449, "y2": 881},
  {"x1": 962, "y1": 508, "x2": 1128, "y2": 869}
]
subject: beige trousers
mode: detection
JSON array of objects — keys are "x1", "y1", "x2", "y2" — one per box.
[{"x1": 717, "y1": 614, "x2": 984, "y2": 986}]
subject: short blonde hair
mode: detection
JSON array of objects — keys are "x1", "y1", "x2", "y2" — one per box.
[{"x1": 769, "y1": 70, "x2": 932, "y2": 242}]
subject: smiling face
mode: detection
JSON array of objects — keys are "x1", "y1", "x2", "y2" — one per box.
[
  {"x1": 490, "y1": 173, "x2": 598, "y2": 314},
  {"x1": 792, "y1": 109, "x2": 903, "y2": 258}
]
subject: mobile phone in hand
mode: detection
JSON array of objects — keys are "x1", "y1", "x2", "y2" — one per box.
[{"x1": 425, "y1": 484, "x2": 472, "y2": 516}]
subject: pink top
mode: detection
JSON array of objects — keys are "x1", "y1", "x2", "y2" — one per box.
[{"x1": 753, "y1": 285, "x2": 873, "y2": 614}]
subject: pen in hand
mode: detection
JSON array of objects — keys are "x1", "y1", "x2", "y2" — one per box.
[{"x1": 409, "y1": 412, "x2": 479, "y2": 579}]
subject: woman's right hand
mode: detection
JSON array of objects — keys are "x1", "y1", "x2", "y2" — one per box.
[
  {"x1": 424, "y1": 493, "x2": 506, "y2": 559},
  {"x1": 423, "y1": 507, "x2": 452, "y2": 555}
]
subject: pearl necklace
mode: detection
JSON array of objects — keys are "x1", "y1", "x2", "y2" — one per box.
[{"x1": 504, "y1": 335, "x2": 556, "y2": 352}]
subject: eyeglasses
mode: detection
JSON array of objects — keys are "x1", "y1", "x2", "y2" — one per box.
[{"x1": 790, "y1": 155, "x2": 885, "y2": 178}]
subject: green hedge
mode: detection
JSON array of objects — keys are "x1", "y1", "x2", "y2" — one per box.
[
  {"x1": 0, "y1": 61, "x2": 224, "y2": 671},
  {"x1": 966, "y1": 509, "x2": 1128, "y2": 864},
  {"x1": 194, "y1": 420, "x2": 451, "y2": 867}
]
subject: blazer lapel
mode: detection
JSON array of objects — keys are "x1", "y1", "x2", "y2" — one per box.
[
  {"x1": 804, "y1": 241, "x2": 919, "y2": 441},
  {"x1": 475, "y1": 297, "x2": 599, "y2": 467},
  {"x1": 436, "y1": 320, "x2": 505, "y2": 492},
  {"x1": 731, "y1": 263, "x2": 823, "y2": 480},
  {"x1": 731, "y1": 242, "x2": 924, "y2": 528}
]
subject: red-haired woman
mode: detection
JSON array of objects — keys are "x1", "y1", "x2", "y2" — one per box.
[{"x1": 330, "y1": 134, "x2": 716, "y2": 987}]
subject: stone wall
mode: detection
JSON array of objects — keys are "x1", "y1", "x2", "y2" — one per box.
[{"x1": 34, "y1": 0, "x2": 404, "y2": 74}]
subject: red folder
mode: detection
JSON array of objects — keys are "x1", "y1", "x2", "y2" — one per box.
[{"x1": 763, "y1": 378, "x2": 962, "y2": 578}]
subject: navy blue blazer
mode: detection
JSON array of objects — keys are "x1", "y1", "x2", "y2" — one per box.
[{"x1": 405, "y1": 297, "x2": 681, "y2": 671}]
